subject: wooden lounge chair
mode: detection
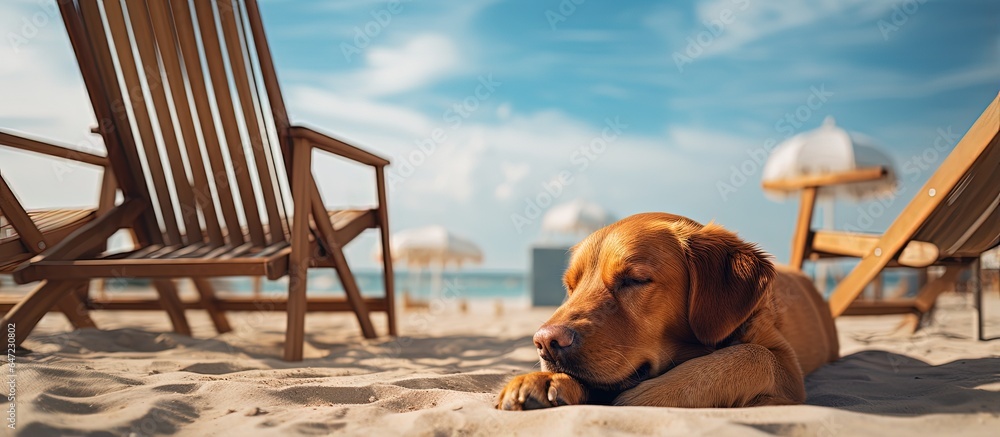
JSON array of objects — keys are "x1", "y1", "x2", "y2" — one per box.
[
  {"x1": 764, "y1": 93, "x2": 1000, "y2": 334},
  {"x1": 1, "y1": 130, "x2": 236, "y2": 337},
  {"x1": 2, "y1": 0, "x2": 396, "y2": 361}
]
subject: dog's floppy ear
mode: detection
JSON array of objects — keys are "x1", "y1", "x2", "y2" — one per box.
[{"x1": 685, "y1": 223, "x2": 775, "y2": 345}]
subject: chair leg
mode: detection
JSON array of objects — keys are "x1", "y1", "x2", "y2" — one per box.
[
  {"x1": 789, "y1": 187, "x2": 817, "y2": 269},
  {"x1": 1, "y1": 280, "x2": 79, "y2": 347},
  {"x1": 285, "y1": 138, "x2": 313, "y2": 361},
  {"x1": 56, "y1": 282, "x2": 96, "y2": 329},
  {"x1": 375, "y1": 167, "x2": 396, "y2": 336},
  {"x1": 894, "y1": 312, "x2": 921, "y2": 334},
  {"x1": 284, "y1": 266, "x2": 308, "y2": 361},
  {"x1": 330, "y1": 246, "x2": 376, "y2": 339},
  {"x1": 152, "y1": 280, "x2": 191, "y2": 336},
  {"x1": 192, "y1": 278, "x2": 232, "y2": 334},
  {"x1": 971, "y1": 260, "x2": 990, "y2": 341},
  {"x1": 377, "y1": 222, "x2": 396, "y2": 336},
  {"x1": 912, "y1": 265, "x2": 964, "y2": 314}
]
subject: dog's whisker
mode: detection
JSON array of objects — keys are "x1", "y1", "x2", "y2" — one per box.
[{"x1": 609, "y1": 349, "x2": 639, "y2": 379}]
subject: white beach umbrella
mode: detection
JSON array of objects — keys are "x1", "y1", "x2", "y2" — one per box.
[
  {"x1": 379, "y1": 226, "x2": 483, "y2": 268},
  {"x1": 542, "y1": 200, "x2": 615, "y2": 235},
  {"x1": 374, "y1": 226, "x2": 483, "y2": 300},
  {"x1": 762, "y1": 117, "x2": 897, "y2": 201}
]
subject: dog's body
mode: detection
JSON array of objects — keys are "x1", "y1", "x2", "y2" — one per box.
[{"x1": 496, "y1": 213, "x2": 838, "y2": 410}]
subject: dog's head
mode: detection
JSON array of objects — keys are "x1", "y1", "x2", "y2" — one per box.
[{"x1": 534, "y1": 212, "x2": 775, "y2": 391}]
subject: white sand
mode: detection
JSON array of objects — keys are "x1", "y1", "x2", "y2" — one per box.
[{"x1": 6, "y1": 292, "x2": 1000, "y2": 436}]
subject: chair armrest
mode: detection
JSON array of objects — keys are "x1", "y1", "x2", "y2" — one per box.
[
  {"x1": 289, "y1": 126, "x2": 390, "y2": 167},
  {"x1": 761, "y1": 166, "x2": 887, "y2": 191},
  {"x1": 0, "y1": 129, "x2": 108, "y2": 167}
]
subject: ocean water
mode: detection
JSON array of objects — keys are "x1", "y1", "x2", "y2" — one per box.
[
  {"x1": 0, "y1": 264, "x2": 948, "y2": 301},
  {"x1": 214, "y1": 270, "x2": 529, "y2": 300}
]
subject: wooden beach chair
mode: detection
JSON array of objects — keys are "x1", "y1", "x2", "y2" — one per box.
[
  {"x1": 1, "y1": 130, "x2": 236, "y2": 337},
  {"x1": 764, "y1": 93, "x2": 1000, "y2": 332},
  {"x1": 2, "y1": 0, "x2": 396, "y2": 361}
]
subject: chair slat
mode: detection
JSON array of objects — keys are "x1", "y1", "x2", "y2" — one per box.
[
  {"x1": 240, "y1": 0, "x2": 293, "y2": 234},
  {"x1": 913, "y1": 133, "x2": 1000, "y2": 256},
  {"x1": 234, "y1": 0, "x2": 292, "y2": 235},
  {"x1": 62, "y1": 0, "x2": 162, "y2": 245},
  {"x1": 124, "y1": 0, "x2": 204, "y2": 245},
  {"x1": 0, "y1": 173, "x2": 48, "y2": 254},
  {"x1": 166, "y1": 0, "x2": 245, "y2": 247},
  {"x1": 192, "y1": 0, "x2": 267, "y2": 247},
  {"x1": 217, "y1": 0, "x2": 286, "y2": 244},
  {"x1": 244, "y1": 0, "x2": 291, "y2": 171},
  {"x1": 239, "y1": 0, "x2": 293, "y2": 242},
  {"x1": 102, "y1": 0, "x2": 182, "y2": 245},
  {"x1": 146, "y1": 0, "x2": 225, "y2": 247}
]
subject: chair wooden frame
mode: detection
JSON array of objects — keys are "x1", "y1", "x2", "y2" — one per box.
[
  {"x1": 1, "y1": 0, "x2": 396, "y2": 361},
  {"x1": 765, "y1": 93, "x2": 1000, "y2": 327},
  {"x1": 0, "y1": 131, "x2": 109, "y2": 329},
  {"x1": 0, "y1": 130, "x2": 234, "y2": 336}
]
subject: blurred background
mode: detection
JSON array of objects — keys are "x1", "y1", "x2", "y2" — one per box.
[{"x1": 1, "y1": 0, "x2": 998, "y2": 300}]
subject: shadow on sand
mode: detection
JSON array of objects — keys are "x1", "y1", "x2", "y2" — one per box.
[{"x1": 805, "y1": 349, "x2": 1000, "y2": 416}]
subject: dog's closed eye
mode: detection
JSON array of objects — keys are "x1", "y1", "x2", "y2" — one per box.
[{"x1": 614, "y1": 276, "x2": 652, "y2": 291}]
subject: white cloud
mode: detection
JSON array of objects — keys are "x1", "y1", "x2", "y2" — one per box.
[
  {"x1": 667, "y1": 125, "x2": 756, "y2": 155},
  {"x1": 0, "y1": 1, "x2": 106, "y2": 209},
  {"x1": 0, "y1": 2, "x2": 95, "y2": 142},
  {"x1": 666, "y1": 0, "x2": 898, "y2": 58},
  {"x1": 839, "y1": 63, "x2": 1000, "y2": 101},
  {"x1": 495, "y1": 102, "x2": 512, "y2": 120},
  {"x1": 288, "y1": 86, "x2": 432, "y2": 137},
  {"x1": 346, "y1": 34, "x2": 460, "y2": 97},
  {"x1": 494, "y1": 161, "x2": 530, "y2": 200},
  {"x1": 282, "y1": 80, "x2": 726, "y2": 241}
]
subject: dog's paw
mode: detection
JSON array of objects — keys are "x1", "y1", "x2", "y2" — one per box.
[{"x1": 495, "y1": 372, "x2": 586, "y2": 410}]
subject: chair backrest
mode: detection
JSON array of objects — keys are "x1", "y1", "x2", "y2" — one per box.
[
  {"x1": 912, "y1": 127, "x2": 1000, "y2": 258},
  {"x1": 59, "y1": 0, "x2": 293, "y2": 251}
]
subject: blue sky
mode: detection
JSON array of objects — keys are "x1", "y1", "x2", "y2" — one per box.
[{"x1": 1, "y1": 0, "x2": 998, "y2": 270}]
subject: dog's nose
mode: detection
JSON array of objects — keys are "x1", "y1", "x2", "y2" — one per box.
[{"x1": 533, "y1": 325, "x2": 577, "y2": 362}]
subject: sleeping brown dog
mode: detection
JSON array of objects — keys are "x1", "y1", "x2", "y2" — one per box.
[{"x1": 496, "y1": 212, "x2": 838, "y2": 409}]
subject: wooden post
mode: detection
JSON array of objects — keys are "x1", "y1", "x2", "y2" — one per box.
[
  {"x1": 376, "y1": 166, "x2": 397, "y2": 336},
  {"x1": 789, "y1": 187, "x2": 817, "y2": 269},
  {"x1": 284, "y1": 139, "x2": 312, "y2": 361}
]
